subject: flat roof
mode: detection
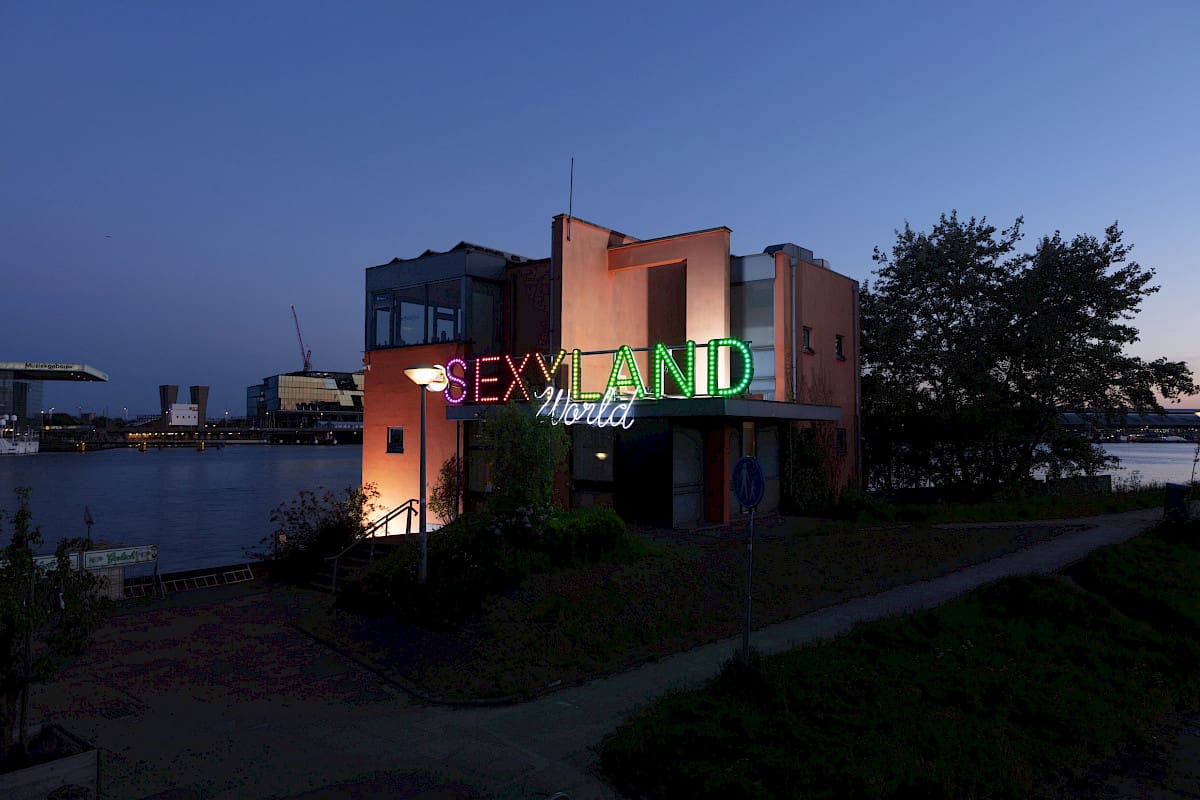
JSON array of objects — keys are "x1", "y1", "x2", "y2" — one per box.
[{"x1": 0, "y1": 362, "x2": 109, "y2": 381}]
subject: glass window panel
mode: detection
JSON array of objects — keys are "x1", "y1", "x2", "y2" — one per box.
[
  {"x1": 427, "y1": 279, "x2": 462, "y2": 343},
  {"x1": 751, "y1": 348, "x2": 774, "y2": 377},
  {"x1": 396, "y1": 285, "x2": 426, "y2": 346},
  {"x1": 731, "y1": 346, "x2": 773, "y2": 394},
  {"x1": 468, "y1": 280, "x2": 503, "y2": 354},
  {"x1": 370, "y1": 291, "x2": 393, "y2": 348},
  {"x1": 731, "y1": 280, "x2": 774, "y2": 347}
]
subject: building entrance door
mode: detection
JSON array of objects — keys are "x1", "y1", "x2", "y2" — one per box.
[{"x1": 671, "y1": 425, "x2": 704, "y2": 527}]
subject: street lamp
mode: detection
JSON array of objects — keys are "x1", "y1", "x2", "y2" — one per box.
[{"x1": 403, "y1": 364, "x2": 448, "y2": 584}]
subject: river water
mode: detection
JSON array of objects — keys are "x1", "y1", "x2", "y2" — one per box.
[
  {"x1": 0, "y1": 442, "x2": 1195, "y2": 574},
  {"x1": 0, "y1": 445, "x2": 361, "y2": 573},
  {"x1": 1100, "y1": 442, "x2": 1200, "y2": 487}
]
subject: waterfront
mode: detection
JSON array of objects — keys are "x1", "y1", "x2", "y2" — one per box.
[
  {"x1": 0, "y1": 442, "x2": 1194, "y2": 575},
  {"x1": 0, "y1": 444, "x2": 361, "y2": 572},
  {"x1": 1101, "y1": 442, "x2": 1199, "y2": 486}
]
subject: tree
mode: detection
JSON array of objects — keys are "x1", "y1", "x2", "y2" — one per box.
[
  {"x1": 478, "y1": 403, "x2": 568, "y2": 516},
  {"x1": 862, "y1": 212, "x2": 1195, "y2": 496},
  {"x1": 428, "y1": 455, "x2": 462, "y2": 525},
  {"x1": 0, "y1": 488, "x2": 108, "y2": 766}
]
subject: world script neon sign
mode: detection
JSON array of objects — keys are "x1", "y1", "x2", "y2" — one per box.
[{"x1": 440, "y1": 339, "x2": 754, "y2": 417}]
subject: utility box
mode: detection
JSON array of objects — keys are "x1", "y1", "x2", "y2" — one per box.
[{"x1": 1164, "y1": 483, "x2": 1191, "y2": 521}]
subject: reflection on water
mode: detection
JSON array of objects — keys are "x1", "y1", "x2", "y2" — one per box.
[
  {"x1": 0, "y1": 445, "x2": 361, "y2": 572},
  {"x1": 1101, "y1": 442, "x2": 1200, "y2": 487}
]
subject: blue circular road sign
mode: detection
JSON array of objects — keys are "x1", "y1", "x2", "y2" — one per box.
[{"x1": 732, "y1": 456, "x2": 765, "y2": 509}]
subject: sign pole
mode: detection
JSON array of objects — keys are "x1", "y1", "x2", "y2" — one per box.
[
  {"x1": 743, "y1": 506, "x2": 755, "y2": 663},
  {"x1": 731, "y1": 455, "x2": 765, "y2": 665}
]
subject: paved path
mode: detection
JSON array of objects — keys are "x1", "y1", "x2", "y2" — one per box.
[{"x1": 31, "y1": 507, "x2": 1166, "y2": 799}]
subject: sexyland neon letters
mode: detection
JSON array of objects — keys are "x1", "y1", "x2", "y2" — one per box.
[{"x1": 440, "y1": 338, "x2": 754, "y2": 406}]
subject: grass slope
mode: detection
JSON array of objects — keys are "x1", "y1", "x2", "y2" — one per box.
[{"x1": 601, "y1": 522, "x2": 1200, "y2": 800}]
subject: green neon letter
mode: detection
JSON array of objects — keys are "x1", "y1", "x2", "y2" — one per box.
[
  {"x1": 650, "y1": 341, "x2": 695, "y2": 398},
  {"x1": 570, "y1": 349, "x2": 602, "y2": 401},
  {"x1": 706, "y1": 338, "x2": 754, "y2": 397},
  {"x1": 605, "y1": 345, "x2": 647, "y2": 398}
]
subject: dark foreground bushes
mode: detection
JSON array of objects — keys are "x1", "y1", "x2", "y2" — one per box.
[
  {"x1": 601, "y1": 521, "x2": 1200, "y2": 800},
  {"x1": 340, "y1": 505, "x2": 639, "y2": 626}
]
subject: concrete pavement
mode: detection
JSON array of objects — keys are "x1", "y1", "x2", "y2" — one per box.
[{"x1": 30, "y1": 507, "x2": 1166, "y2": 799}]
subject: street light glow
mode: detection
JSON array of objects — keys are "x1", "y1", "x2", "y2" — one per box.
[{"x1": 404, "y1": 364, "x2": 448, "y2": 391}]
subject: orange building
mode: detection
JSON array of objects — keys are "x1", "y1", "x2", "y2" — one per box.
[{"x1": 362, "y1": 217, "x2": 859, "y2": 528}]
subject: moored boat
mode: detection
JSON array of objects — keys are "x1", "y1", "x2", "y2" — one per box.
[{"x1": 0, "y1": 429, "x2": 39, "y2": 455}]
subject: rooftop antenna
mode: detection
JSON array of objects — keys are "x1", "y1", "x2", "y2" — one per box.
[{"x1": 567, "y1": 156, "x2": 574, "y2": 241}]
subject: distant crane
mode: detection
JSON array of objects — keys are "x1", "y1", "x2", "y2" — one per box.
[{"x1": 291, "y1": 305, "x2": 313, "y2": 372}]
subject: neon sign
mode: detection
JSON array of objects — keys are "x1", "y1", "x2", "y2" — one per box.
[
  {"x1": 441, "y1": 338, "x2": 754, "y2": 406},
  {"x1": 536, "y1": 387, "x2": 635, "y2": 428}
]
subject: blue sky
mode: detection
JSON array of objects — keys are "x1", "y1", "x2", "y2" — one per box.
[{"x1": 3, "y1": 1, "x2": 1198, "y2": 417}]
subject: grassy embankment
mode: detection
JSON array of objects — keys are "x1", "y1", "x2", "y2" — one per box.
[
  {"x1": 600, "y1": 518, "x2": 1200, "y2": 799},
  {"x1": 300, "y1": 487, "x2": 1167, "y2": 701}
]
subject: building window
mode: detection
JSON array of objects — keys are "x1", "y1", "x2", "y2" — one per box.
[
  {"x1": 835, "y1": 334, "x2": 845, "y2": 360},
  {"x1": 370, "y1": 291, "x2": 393, "y2": 348},
  {"x1": 426, "y1": 279, "x2": 463, "y2": 343},
  {"x1": 731, "y1": 279, "x2": 776, "y2": 399},
  {"x1": 396, "y1": 285, "x2": 426, "y2": 346},
  {"x1": 835, "y1": 427, "x2": 847, "y2": 455},
  {"x1": 387, "y1": 427, "x2": 404, "y2": 453},
  {"x1": 468, "y1": 279, "x2": 503, "y2": 354},
  {"x1": 802, "y1": 326, "x2": 814, "y2": 354},
  {"x1": 369, "y1": 278, "x2": 466, "y2": 349}
]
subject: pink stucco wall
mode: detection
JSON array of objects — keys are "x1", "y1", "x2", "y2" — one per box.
[{"x1": 554, "y1": 215, "x2": 732, "y2": 395}]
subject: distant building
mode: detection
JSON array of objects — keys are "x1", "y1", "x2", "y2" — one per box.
[
  {"x1": 159, "y1": 384, "x2": 208, "y2": 428},
  {"x1": 245, "y1": 371, "x2": 364, "y2": 428},
  {"x1": 0, "y1": 361, "x2": 108, "y2": 425}
]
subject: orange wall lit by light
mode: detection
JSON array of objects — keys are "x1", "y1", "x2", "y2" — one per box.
[
  {"x1": 362, "y1": 343, "x2": 464, "y2": 523},
  {"x1": 553, "y1": 216, "x2": 732, "y2": 395}
]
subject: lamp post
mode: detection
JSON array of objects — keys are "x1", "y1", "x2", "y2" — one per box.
[{"x1": 403, "y1": 364, "x2": 448, "y2": 584}]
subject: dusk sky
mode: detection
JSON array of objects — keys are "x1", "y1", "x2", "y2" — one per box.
[{"x1": 4, "y1": 1, "x2": 1198, "y2": 418}]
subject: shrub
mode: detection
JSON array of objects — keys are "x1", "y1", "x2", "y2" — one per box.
[
  {"x1": 538, "y1": 506, "x2": 629, "y2": 565},
  {"x1": 342, "y1": 505, "x2": 635, "y2": 626},
  {"x1": 781, "y1": 425, "x2": 837, "y2": 515},
  {"x1": 247, "y1": 484, "x2": 380, "y2": 582},
  {"x1": 344, "y1": 512, "x2": 520, "y2": 626}
]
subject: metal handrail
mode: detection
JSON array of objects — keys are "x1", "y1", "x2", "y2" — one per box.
[{"x1": 327, "y1": 499, "x2": 418, "y2": 594}]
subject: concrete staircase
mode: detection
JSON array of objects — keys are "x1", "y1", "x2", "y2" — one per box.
[
  {"x1": 310, "y1": 500, "x2": 418, "y2": 594},
  {"x1": 309, "y1": 534, "x2": 410, "y2": 593}
]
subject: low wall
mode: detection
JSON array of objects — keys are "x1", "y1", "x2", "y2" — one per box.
[
  {"x1": 1045, "y1": 475, "x2": 1113, "y2": 496},
  {"x1": 0, "y1": 725, "x2": 98, "y2": 800}
]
